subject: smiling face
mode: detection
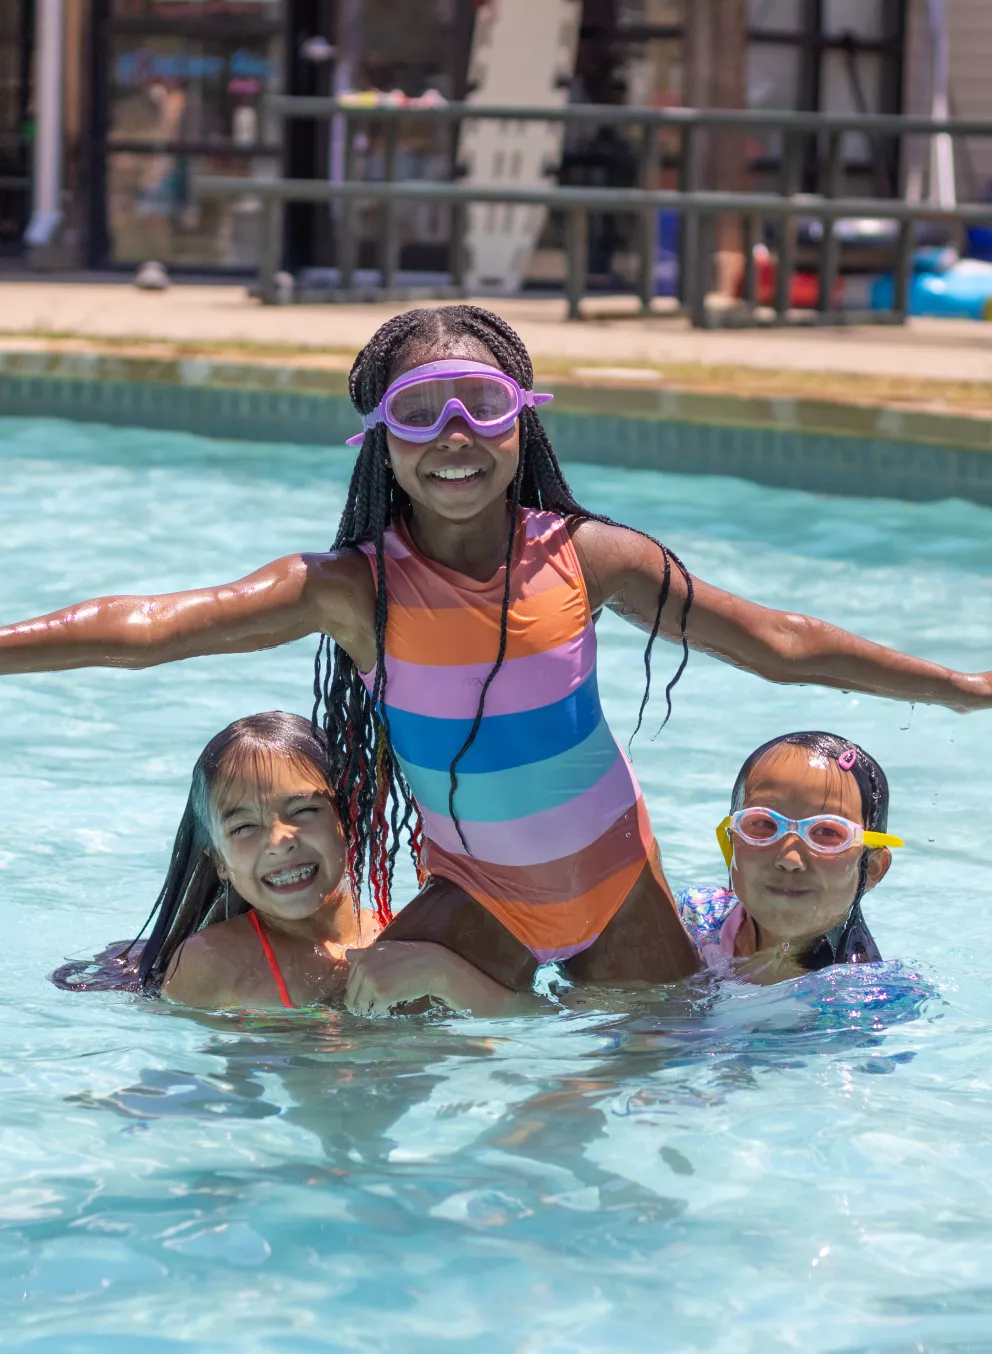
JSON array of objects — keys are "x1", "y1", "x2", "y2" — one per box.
[
  {"x1": 384, "y1": 338, "x2": 520, "y2": 523},
  {"x1": 209, "y1": 753, "x2": 347, "y2": 923},
  {"x1": 730, "y1": 744, "x2": 891, "y2": 949}
]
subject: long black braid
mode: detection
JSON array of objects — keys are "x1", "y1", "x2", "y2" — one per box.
[{"x1": 314, "y1": 305, "x2": 694, "y2": 917}]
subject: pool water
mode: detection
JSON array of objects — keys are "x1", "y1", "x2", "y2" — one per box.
[{"x1": 2, "y1": 416, "x2": 992, "y2": 1352}]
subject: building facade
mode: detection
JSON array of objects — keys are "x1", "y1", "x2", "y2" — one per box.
[{"x1": 1, "y1": 0, "x2": 988, "y2": 274}]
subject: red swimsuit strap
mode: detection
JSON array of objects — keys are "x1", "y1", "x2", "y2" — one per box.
[{"x1": 248, "y1": 910, "x2": 295, "y2": 1009}]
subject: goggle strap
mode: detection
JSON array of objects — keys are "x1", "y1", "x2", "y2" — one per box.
[
  {"x1": 863, "y1": 830, "x2": 904, "y2": 850},
  {"x1": 715, "y1": 816, "x2": 734, "y2": 869}
]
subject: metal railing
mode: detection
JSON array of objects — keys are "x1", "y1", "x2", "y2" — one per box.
[{"x1": 194, "y1": 99, "x2": 992, "y2": 325}]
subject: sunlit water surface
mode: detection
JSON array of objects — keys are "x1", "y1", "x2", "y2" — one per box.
[{"x1": 1, "y1": 417, "x2": 991, "y2": 1352}]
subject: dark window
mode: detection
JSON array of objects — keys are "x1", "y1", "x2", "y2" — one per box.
[{"x1": 0, "y1": 0, "x2": 33, "y2": 252}]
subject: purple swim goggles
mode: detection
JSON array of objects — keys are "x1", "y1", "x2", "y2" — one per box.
[{"x1": 346, "y1": 359, "x2": 554, "y2": 446}]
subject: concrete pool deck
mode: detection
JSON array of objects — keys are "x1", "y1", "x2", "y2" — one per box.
[
  {"x1": 0, "y1": 279, "x2": 991, "y2": 417},
  {"x1": 1, "y1": 278, "x2": 990, "y2": 506}
]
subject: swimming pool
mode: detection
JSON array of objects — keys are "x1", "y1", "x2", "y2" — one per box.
[{"x1": 2, "y1": 415, "x2": 992, "y2": 1351}]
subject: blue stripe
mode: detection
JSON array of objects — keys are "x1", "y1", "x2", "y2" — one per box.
[
  {"x1": 384, "y1": 669, "x2": 602, "y2": 773},
  {"x1": 397, "y1": 719, "x2": 620, "y2": 820}
]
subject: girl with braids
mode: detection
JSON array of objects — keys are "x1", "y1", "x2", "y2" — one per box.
[
  {"x1": 677, "y1": 732, "x2": 903, "y2": 983},
  {"x1": 51, "y1": 712, "x2": 512, "y2": 1014},
  {"x1": 3, "y1": 303, "x2": 991, "y2": 1010}
]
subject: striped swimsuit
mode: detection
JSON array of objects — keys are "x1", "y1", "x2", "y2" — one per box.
[{"x1": 360, "y1": 508, "x2": 661, "y2": 964}]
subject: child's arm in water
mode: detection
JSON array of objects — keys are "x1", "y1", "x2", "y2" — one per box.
[
  {"x1": 0, "y1": 551, "x2": 378, "y2": 675},
  {"x1": 572, "y1": 519, "x2": 991, "y2": 712},
  {"x1": 345, "y1": 942, "x2": 540, "y2": 1017}
]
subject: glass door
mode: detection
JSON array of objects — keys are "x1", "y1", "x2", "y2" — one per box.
[{"x1": 90, "y1": 0, "x2": 286, "y2": 268}]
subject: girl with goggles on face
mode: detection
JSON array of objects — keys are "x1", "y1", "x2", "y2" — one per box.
[
  {"x1": 2, "y1": 303, "x2": 986, "y2": 1015},
  {"x1": 677, "y1": 732, "x2": 903, "y2": 984}
]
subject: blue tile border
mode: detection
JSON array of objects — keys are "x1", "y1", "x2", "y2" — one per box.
[{"x1": 1, "y1": 370, "x2": 991, "y2": 507}]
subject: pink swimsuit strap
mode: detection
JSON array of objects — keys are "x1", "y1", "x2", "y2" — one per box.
[{"x1": 248, "y1": 910, "x2": 295, "y2": 1009}]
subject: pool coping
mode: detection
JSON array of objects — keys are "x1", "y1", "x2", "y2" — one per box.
[{"x1": 1, "y1": 348, "x2": 990, "y2": 506}]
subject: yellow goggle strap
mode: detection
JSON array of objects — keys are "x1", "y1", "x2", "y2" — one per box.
[
  {"x1": 716, "y1": 816, "x2": 734, "y2": 869},
  {"x1": 863, "y1": 830, "x2": 904, "y2": 850}
]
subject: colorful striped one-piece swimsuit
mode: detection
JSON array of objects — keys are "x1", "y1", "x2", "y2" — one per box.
[{"x1": 359, "y1": 508, "x2": 661, "y2": 964}]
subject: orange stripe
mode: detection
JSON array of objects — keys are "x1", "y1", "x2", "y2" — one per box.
[
  {"x1": 386, "y1": 581, "x2": 589, "y2": 665},
  {"x1": 469, "y1": 858, "x2": 645, "y2": 953},
  {"x1": 381, "y1": 550, "x2": 576, "y2": 611}
]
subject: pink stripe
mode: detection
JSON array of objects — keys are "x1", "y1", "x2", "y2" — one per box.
[
  {"x1": 358, "y1": 535, "x2": 410, "y2": 561},
  {"x1": 419, "y1": 747, "x2": 640, "y2": 866},
  {"x1": 523, "y1": 510, "x2": 566, "y2": 543},
  {"x1": 371, "y1": 625, "x2": 596, "y2": 716}
]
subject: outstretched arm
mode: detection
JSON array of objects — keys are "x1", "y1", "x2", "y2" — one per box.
[
  {"x1": 572, "y1": 519, "x2": 991, "y2": 713},
  {"x1": 0, "y1": 549, "x2": 377, "y2": 675}
]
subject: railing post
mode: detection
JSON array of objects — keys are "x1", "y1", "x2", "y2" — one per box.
[
  {"x1": 566, "y1": 206, "x2": 588, "y2": 321},
  {"x1": 637, "y1": 122, "x2": 659, "y2": 314},
  {"x1": 450, "y1": 202, "x2": 467, "y2": 294},
  {"x1": 817, "y1": 129, "x2": 843, "y2": 317},
  {"x1": 338, "y1": 115, "x2": 357, "y2": 292},
  {"x1": 678, "y1": 124, "x2": 697, "y2": 311},
  {"x1": 690, "y1": 211, "x2": 715, "y2": 328},
  {"x1": 638, "y1": 207, "x2": 655, "y2": 313},
  {"x1": 774, "y1": 130, "x2": 800, "y2": 319},
  {"x1": 892, "y1": 217, "x2": 915, "y2": 321},
  {"x1": 742, "y1": 211, "x2": 757, "y2": 307},
  {"x1": 381, "y1": 117, "x2": 399, "y2": 293},
  {"x1": 258, "y1": 195, "x2": 283, "y2": 304}
]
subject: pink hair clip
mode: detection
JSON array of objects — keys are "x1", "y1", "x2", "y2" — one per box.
[{"x1": 837, "y1": 748, "x2": 858, "y2": 771}]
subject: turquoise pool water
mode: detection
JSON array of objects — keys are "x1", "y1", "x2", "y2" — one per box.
[{"x1": 2, "y1": 416, "x2": 992, "y2": 1352}]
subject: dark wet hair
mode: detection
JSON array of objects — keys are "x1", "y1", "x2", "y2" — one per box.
[
  {"x1": 314, "y1": 304, "x2": 693, "y2": 920},
  {"x1": 730, "y1": 730, "x2": 889, "y2": 970},
  {"x1": 50, "y1": 712, "x2": 338, "y2": 994}
]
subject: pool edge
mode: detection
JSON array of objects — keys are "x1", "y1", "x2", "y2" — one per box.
[{"x1": 1, "y1": 350, "x2": 990, "y2": 507}]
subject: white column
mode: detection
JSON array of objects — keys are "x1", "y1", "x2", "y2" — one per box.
[
  {"x1": 25, "y1": 0, "x2": 65, "y2": 247},
  {"x1": 928, "y1": 0, "x2": 956, "y2": 208}
]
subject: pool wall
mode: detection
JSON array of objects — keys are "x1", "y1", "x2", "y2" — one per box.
[{"x1": 1, "y1": 349, "x2": 990, "y2": 505}]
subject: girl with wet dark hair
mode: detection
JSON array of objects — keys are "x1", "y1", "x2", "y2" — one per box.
[
  {"x1": 677, "y1": 732, "x2": 904, "y2": 982},
  {"x1": 5, "y1": 303, "x2": 990, "y2": 1008},
  {"x1": 52, "y1": 712, "x2": 502, "y2": 1013},
  {"x1": 51, "y1": 711, "x2": 370, "y2": 1007}
]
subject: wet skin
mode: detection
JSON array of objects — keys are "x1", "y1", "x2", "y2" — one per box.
[
  {"x1": 1, "y1": 336, "x2": 989, "y2": 712},
  {"x1": 726, "y1": 744, "x2": 892, "y2": 984},
  {"x1": 163, "y1": 760, "x2": 372, "y2": 1010},
  {"x1": 162, "y1": 754, "x2": 518, "y2": 1013},
  {"x1": 1, "y1": 334, "x2": 990, "y2": 997}
]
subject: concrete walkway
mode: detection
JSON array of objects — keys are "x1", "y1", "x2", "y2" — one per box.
[{"x1": 2, "y1": 280, "x2": 991, "y2": 387}]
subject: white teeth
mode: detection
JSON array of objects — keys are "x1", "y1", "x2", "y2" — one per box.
[
  {"x1": 430, "y1": 466, "x2": 482, "y2": 481},
  {"x1": 263, "y1": 862, "x2": 318, "y2": 888}
]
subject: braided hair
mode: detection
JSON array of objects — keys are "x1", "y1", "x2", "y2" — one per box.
[
  {"x1": 729, "y1": 730, "x2": 889, "y2": 969},
  {"x1": 315, "y1": 304, "x2": 694, "y2": 923}
]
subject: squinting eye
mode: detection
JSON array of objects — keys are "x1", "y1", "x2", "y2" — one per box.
[
  {"x1": 809, "y1": 822, "x2": 848, "y2": 847},
  {"x1": 230, "y1": 823, "x2": 256, "y2": 837},
  {"x1": 740, "y1": 813, "x2": 779, "y2": 839}
]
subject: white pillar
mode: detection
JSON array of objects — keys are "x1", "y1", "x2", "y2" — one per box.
[
  {"x1": 25, "y1": 0, "x2": 65, "y2": 247},
  {"x1": 928, "y1": 0, "x2": 956, "y2": 208},
  {"x1": 330, "y1": 0, "x2": 362, "y2": 185}
]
